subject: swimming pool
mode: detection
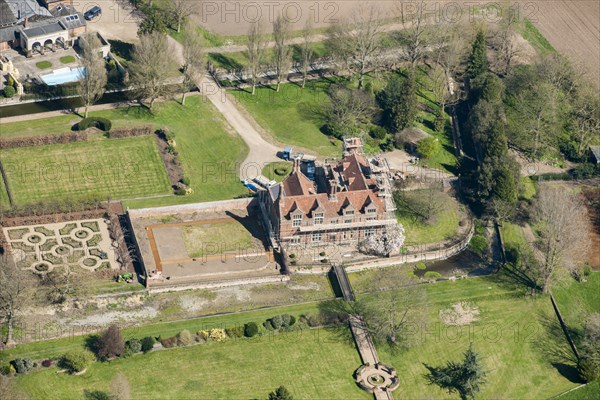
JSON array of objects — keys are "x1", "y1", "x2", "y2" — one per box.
[{"x1": 40, "y1": 67, "x2": 85, "y2": 86}]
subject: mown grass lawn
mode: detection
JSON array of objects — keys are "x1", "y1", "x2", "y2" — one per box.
[
  {"x1": 1, "y1": 97, "x2": 249, "y2": 208},
  {"x1": 552, "y1": 272, "x2": 600, "y2": 331},
  {"x1": 1, "y1": 135, "x2": 171, "y2": 205},
  {"x1": 13, "y1": 328, "x2": 365, "y2": 400},
  {"x1": 232, "y1": 80, "x2": 342, "y2": 157},
  {"x1": 360, "y1": 277, "x2": 581, "y2": 399},
  {"x1": 0, "y1": 176, "x2": 10, "y2": 209},
  {"x1": 396, "y1": 191, "x2": 461, "y2": 246},
  {"x1": 183, "y1": 221, "x2": 255, "y2": 257}
]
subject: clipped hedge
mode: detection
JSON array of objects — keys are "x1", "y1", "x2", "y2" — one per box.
[
  {"x1": 77, "y1": 117, "x2": 112, "y2": 132},
  {"x1": 0, "y1": 131, "x2": 88, "y2": 149},
  {"x1": 244, "y1": 322, "x2": 259, "y2": 337},
  {"x1": 108, "y1": 125, "x2": 153, "y2": 138},
  {"x1": 141, "y1": 336, "x2": 156, "y2": 353}
]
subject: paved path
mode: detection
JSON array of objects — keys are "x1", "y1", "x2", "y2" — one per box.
[{"x1": 167, "y1": 35, "x2": 281, "y2": 180}]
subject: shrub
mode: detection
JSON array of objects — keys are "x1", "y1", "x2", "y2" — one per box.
[
  {"x1": 160, "y1": 336, "x2": 178, "y2": 348},
  {"x1": 417, "y1": 137, "x2": 440, "y2": 159},
  {"x1": 10, "y1": 358, "x2": 33, "y2": 374},
  {"x1": 289, "y1": 315, "x2": 296, "y2": 326},
  {"x1": 141, "y1": 336, "x2": 156, "y2": 353},
  {"x1": 41, "y1": 359, "x2": 53, "y2": 367},
  {"x1": 415, "y1": 262, "x2": 427, "y2": 270},
  {"x1": 270, "y1": 315, "x2": 283, "y2": 330},
  {"x1": 300, "y1": 313, "x2": 322, "y2": 327},
  {"x1": 124, "y1": 338, "x2": 142, "y2": 356},
  {"x1": 263, "y1": 321, "x2": 274, "y2": 331},
  {"x1": 469, "y1": 235, "x2": 487, "y2": 257},
  {"x1": 97, "y1": 324, "x2": 125, "y2": 359},
  {"x1": 288, "y1": 253, "x2": 296, "y2": 259},
  {"x1": 176, "y1": 330, "x2": 194, "y2": 346},
  {"x1": 3, "y1": 85, "x2": 15, "y2": 98},
  {"x1": 60, "y1": 350, "x2": 94, "y2": 373},
  {"x1": 107, "y1": 126, "x2": 152, "y2": 138},
  {"x1": 244, "y1": 322, "x2": 259, "y2": 337},
  {"x1": 0, "y1": 131, "x2": 88, "y2": 149},
  {"x1": 226, "y1": 326, "x2": 244, "y2": 338},
  {"x1": 369, "y1": 125, "x2": 387, "y2": 140},
  {"x1": 281, "y1": 314, "x2": 292, "y2": 328},
  {"x1": 78, "y1": 117, "x2": 112, "y2": 132},
  {"x1": 424, "y1": 271, "x2": 442, "y2": 280}
]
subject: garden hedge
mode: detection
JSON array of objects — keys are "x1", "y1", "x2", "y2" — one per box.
[{"x1": 78, "y1": 117, "x2": 112, "y2": 132}]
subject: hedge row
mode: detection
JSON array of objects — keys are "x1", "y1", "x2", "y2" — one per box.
[
  {"x1": 107, "y1": 125, "x2": 153, "y2": 138},
  {"x1": 77, "y1": 117, "x2": 112, "y2": 132},
  {"x1": 0, "y1": 131, "x2": 88, "y2": 149}
]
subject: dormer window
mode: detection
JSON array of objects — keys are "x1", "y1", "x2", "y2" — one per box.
[
  {"x1": 292, "y1": 213, "x2": 302, "y2": 227},
  {"x1": 314, "y1": 212, "x2": 324, "y2": 225},
  {"x1": 345, "y1": 209, "x2": 354, "y2": 216},
  {"x1": 367, "y1": 207, "x2": 376, "y2": 214}
]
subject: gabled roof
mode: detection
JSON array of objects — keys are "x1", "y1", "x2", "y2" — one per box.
[{"x1": 282, "y1": 163, "x2": 315, "y2": 197}]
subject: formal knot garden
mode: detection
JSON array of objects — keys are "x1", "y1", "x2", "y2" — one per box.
[{"x1": 3, "y1": 219, "x2": 118, "y2": 273}]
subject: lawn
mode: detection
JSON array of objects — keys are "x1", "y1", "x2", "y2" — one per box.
[
  {"x1": 500, "y1": 222, "x2": 529, "y2": 255},
  {"x1": 13, "y1": 328, "x2": 366, "y2": 400},
  {"x1": 396, "y1": 191, "x2": 461, "y2": 246},
  {"x1": 1, "y1": 135, "x2": 171, "y2": 205},
  {"x1": 0, "y1": 97, "x2": 249, "y2": 208},
  {"x1": 0, "y1": 176, "x2": 10, "y2": 209},
  {"x1": 232, "y1": 80, "x2": 342, "y2": 157},
  {"x1": 360, "y1": 277, "x2": 582, "y2": 399},
  {"x1": 519, "y1": 19, "x2": 557, "y2": 57},
  {"x1": 519, "y1": 176, "x2": 537, "y2": 201},
  {"x1": 262, "y1": 161, "x2": 292, "y2": 182},
  {"x1": 552, "y1": 272, "x2": 600, "y2": 332},
  {"x1": 183, "y1": 221, "x2": 255, "y2": 257},
  {"x1": 59, "y1": 55, "x2": 76, "y2": 64},
  {"x1": 35, "y1": 61, "x2": 52, "y2": 70}
]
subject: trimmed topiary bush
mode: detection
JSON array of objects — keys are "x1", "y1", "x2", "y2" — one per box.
[
  {"x1": 270, "y1": 315, "x2": 283, "y2": 330},
  {"x1": 78, "y1": 117, "x2": 112, "y2": 132},
  {"x1": 60, "y1": 350, "x2": 94, "y2": 374},
  {"x1": 244, "y1": 322, "x2": 259, "y2": 337},
  {"x1": 141, "y1": 336, "x2": 156, "y2": 353},
  {"x1": 3, "y1": 85, "x2": 15, "y2": 98}
]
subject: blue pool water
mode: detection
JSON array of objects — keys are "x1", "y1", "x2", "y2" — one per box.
[{"x1": 41, "y1": 67, "x2": 85, "y2": 86}]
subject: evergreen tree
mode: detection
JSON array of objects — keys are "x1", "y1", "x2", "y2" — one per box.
[
  {"x1": 268, "y1": 386, "x2": 293, "y2": 400},
  {"x1": 380, "y1": 73, "x2": 418, "y2": 132},
  {"x1": 425, "y1": 344, "x2": 487, "y2": 400},
  {"x1": 467, "y1": 30, "x2": 488, "y2": 78}
]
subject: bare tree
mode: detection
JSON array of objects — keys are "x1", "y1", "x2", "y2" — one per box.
[
  {"x1": 0, "y1": 255, "x2": 32, "y2": 347},
  {"x1": 571, "y1": 87, "x2": 600, "y2": 157},
  {"x1": 78, "y1": 32, "x2": 107, "y2": 118},
  {"x1": 395, "y1": 1, "x2": 434, "y2": 72},
  {"x1": 490, "y1": 2, "x2": 522, "y2": 76},
  {"x1": 246, "y1": 21, "x2": 267, "y2": 95},
  {"x1": 110, "y1": 373, "x2": 132, "y2": 400},
  {"x1": 299, "y1": 19, "x2": 314, "y2": 88},
  {"x1": 130, "y1": 32, "x2": 176, "y2": 110},
  {"x1": 181, "y1": 21, "x2": 204, "y2": 105},
  {"x1": 169, "y1": 0, "x2": 196, "y2": 33},
  {"x1": 272, "y1": 14, "x2": 292, "y2": 92},
  {"x1": 327, "y1": 5, "x2": 384, "y2": 89},
  {"x1": 533, "y1": 186, "x2": 589, "y2": 293}
]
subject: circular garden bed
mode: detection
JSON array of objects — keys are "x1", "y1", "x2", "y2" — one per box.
[
  {"x1": 28, "y1": 235, "x2": 42, "y2": 244},
  {"x1": 55, "y1": 246, "x2": 70, "y2": 255},
  {"x1": 34, "y1": 263, "x2": 50, "y2": 273},
  {"x1": 75, "y1": 230, "x2": 89, "y2": 239},
  {"x1": 82, "y1": 257, "x2": 98, "y2": 267}
]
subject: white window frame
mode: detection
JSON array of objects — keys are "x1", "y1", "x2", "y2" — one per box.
[
  {"x1": 292, "y1": 214, "x2": 302, "y2": 227},
  {"x1": 314, "y1": 212, "x2": 324, "y2": 225},
  {"x1": 365, "y1": 229, "x2": 375, "y2": 237},
  {"x1": 312, "y1": 233, "x2": 322, "y2": 242}
]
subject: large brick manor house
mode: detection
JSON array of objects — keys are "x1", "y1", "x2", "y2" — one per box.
[{"x1": 259, "y1": 138, "x2": 398, "y2": 249}]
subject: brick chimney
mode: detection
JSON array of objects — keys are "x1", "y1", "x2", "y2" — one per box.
[{"x1": 24, "y1": 17, "x2": 28, "y2": 28}]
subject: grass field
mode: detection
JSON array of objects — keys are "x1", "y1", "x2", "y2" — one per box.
[
  {"x1": 233, "y1": 80, "x2": 341, "y2": 157},
  {"x1": 359, "y1": 277, "x2": 581, "y2": 399},
  {"x1": 552, "y1": 272, "x2": 600, "y2": 332},
  {"x1": 396, "y1": 191, "x2": 461, "y2": 246},
  {"x1": 519, "y1": 176, "x2": 537, "y2": 201},
  {"x1": 13, "y1": 328, "x2": 366, "y2": 400},
  {"x1": 1, "y1": 97, "x2": 249, "y2": 208},
  {"x1": 183, "y1": 221, "x2": 255, "y2": 257},
  {"x1": 0, "y1": 176, "x2": 10, "y2": 209},
  {"x1": 1, "y1": 136, "x2": 171, "y2": 205}
]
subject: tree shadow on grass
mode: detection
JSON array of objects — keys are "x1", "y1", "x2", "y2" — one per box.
[
  {"x1": 84, "y1": 334, "x2": 100, "y2": 356},
  {"x1": 535, "y1": 310, "x2": 584, "y2": 383}
]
